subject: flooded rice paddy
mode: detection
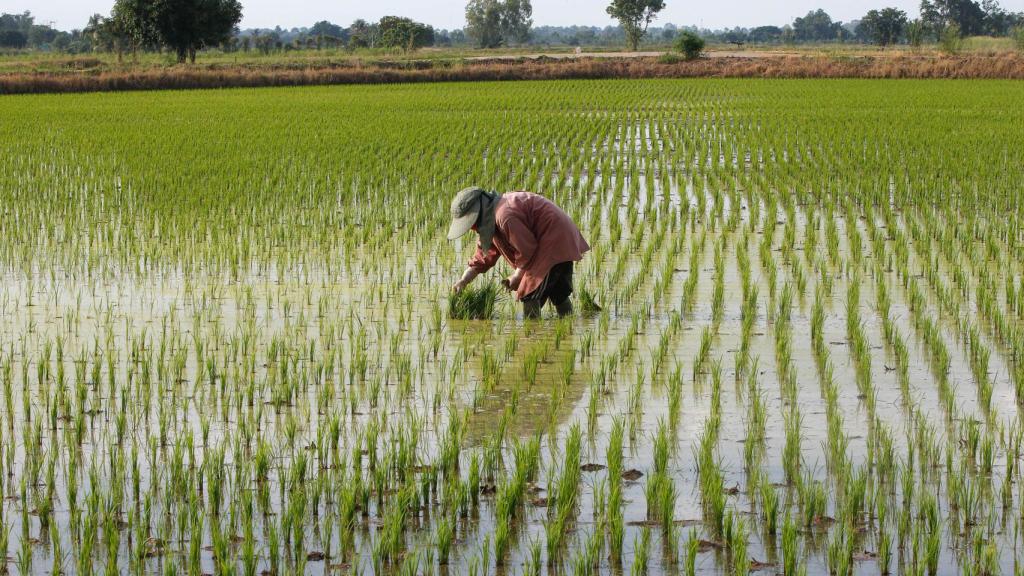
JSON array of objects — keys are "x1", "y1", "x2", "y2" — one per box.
[{"x1": 1, "y1": 79, "x2": 1024, "y2": 575}]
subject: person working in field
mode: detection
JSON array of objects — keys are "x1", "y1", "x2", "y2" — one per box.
[{"x1": 449, "y1": 187, "x2": 590, "y2": 319}]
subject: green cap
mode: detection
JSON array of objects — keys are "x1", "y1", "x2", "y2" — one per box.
[{"x1": 447, "y1": 187, "x2": 485, "y2": 240}]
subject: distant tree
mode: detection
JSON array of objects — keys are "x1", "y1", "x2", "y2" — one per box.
[
  {"x1": 348, "y1": 19, "x2": 377, "y2": 48},
  {"x1": 781, "y1": 25, "x2": 796, "y2": 44},
  {"x1": 749, "y1": 25, "x2": 783, "y2": 43},
  {"x1": 721, "y1": 27, "x2": 747, "y2": 44},
  {"x1": 154, "y1": 0, "x2": 243, "y2": 62},
  {"x1": 674, "y1": 31, "x2": 704, "y2": 59},
  {"x1": 502, "y1": 0, "x2": 533, "y2": 43},
  {"x1": 110, "y1": 0, "x2": 161, "y2": 53},
  {"x1": 858, "y1": 8, "x2": 908, "y2": 45},
  {"x1": 84, "y1": 14, "x2": 132, "y2": 60},
  {"x1": 980, "y1": 0, "x2": 1021, "y2": 36},
  {"x1": 253, "y1": 31, "x2": 279, "y2": 54},
  {"x1": 906, "y1": 18, "x2": 927, "y2": 46},
  {"x1": 606, "y1": 0, "x2": 666, "y2": 51},
  {"x1": 465, "y1": 0, "x2": 533, "y2": 48},
  {"x1": 940, "y1": 22, "x2": 963, "y2": 51},
  {"x1": 113, "y1": 0, "x2": 241, "y2": 63},
  {"x1": 466, "y1": 0, "x2": 503, "y2": 48},
  {"x1": 311, "y1": 20, "x2": 345, "y2": 39},
  {"x1": 447, "y1": 29, "x2": 468, "y2": 45},
  {"x1": 792, "y1": 9, "x2": 843, "y2": 42},
  {"x1": 0, "y1": 29, "x2": 27, "y2": 49},
  {"x1": 377, "y1": 16, "x2": 434, "y2": 52},
  {"x1": 919, "y1": 0, "x2": 945, "y2": 39},
  {"x1": 1014, "y1": 26, "x2": 1024, "y2": 50},
  {"x1": 921, "y1": 0, "x2": 986, "y2": 36},
  {"x1": 0, "y1": 11, "x2": 34, "y2": 33},
  {"x1": 27, "y1": 25, "x2": 58, "y2": 47}
]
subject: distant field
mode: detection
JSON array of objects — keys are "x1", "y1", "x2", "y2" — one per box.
[
  {"x1": 2, "y1": 78, "x2": 1024, "y2": 574},
  {"x1": 2, "y1": 45, "x2": 1024, "y2": 93},
  {"x1": 0, "y1": 37, "x2": 1018, "y2": 73}
]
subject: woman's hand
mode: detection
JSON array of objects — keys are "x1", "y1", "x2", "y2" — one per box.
[
  {"x1": 504, "y1": 268, "x2": 524, "y2": 292},
  {"x1": 453, "y1": 268, "x2": 479, "y2": 293}
]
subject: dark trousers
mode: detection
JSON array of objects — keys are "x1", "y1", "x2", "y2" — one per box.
[{"x1": 522, "y1": 262, "x2": 574, "y2": 319}]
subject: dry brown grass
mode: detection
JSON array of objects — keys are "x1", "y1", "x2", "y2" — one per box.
[{"x1": 2, "y1": 53, "x2": 1023, "y2": 94}]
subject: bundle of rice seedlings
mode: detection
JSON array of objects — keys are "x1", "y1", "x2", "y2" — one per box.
[{"x1": 449, "y1": 283, "x2": 500, "y2": 320}]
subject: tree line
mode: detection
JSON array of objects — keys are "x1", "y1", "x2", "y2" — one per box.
[{"x1": 2, "y1": 0, "x2": 1022, "y2": 55}]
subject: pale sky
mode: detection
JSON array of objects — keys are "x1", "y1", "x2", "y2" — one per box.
[{"x1": 5, "y1": 0, "x2": 1024, "y2": 32}]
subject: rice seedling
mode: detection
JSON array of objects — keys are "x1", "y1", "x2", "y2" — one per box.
[
  {"x1": 632, "y1": 527, "x2": 651, "y2": 576},
  {"x1": 0, "y1": 77, "x2": 1020, "y2": 576},
  {"x1": 449, "y1": 283, "x2": 500, "y2": 320}
]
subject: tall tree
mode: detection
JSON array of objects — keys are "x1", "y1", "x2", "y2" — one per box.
[
  {"x1": 111, "y1": 0, "x2": 161, "y2": 53},
  {"x1": 348, "y1": 19, "x2": 377, "y2": 48},
  {"x1": 792, "y1": 9, "x2": 843, "y2": 42},
  {"x1": 84, "y1": 13, "x2": 133, "y2": 60},
  {"x1": 921, "y1": 0, "x2": 986, "y2": 36},
  {"x1": 906, "y1": 18, "x2": 927, "y2": 46},
  {"x1": 0, "y1": 29, "x2": 27, "y2": 49},
  {"x1": 748, "y1": 26, "x2": 783, "y2": 43},
  {"x1": 465, "y1": 0, "x2": 533, "y2": 49},
  {"x1": 919, "y1": 0, "x2": 944, "y2": 38},
  {"x1": 980, "y1": 0, "x2": 1020, "y2": 35},
  {"x1": 310, "y1": 21, "x2": 347, "y2": 42},
  {"x1": 377, "y1": 16, "x2": 435, "y2": 52},
  {"x1": 858, "y1": 8, "x2": 908, "y2": 45},
  {"x1": 113, "y1": 0, "x2": 242, "y2": 63},
  {"x1": 606, "y1": 0, "x2": 666, "y2": 51},
  {"x1": 502, "y1": 0, "x2": 533, "y2": 44},
  {"x1": 157, "y1": 0, "x2": 243, "y2": 63},
  {"x1": 0, "y1": 12, "x2": 34, "y2": 34}
]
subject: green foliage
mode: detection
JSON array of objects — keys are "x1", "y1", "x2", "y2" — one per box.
[
  {"x1": 112, "y1": 0, "x2": 242, "y2": 63},
  {"x1": 577, "y1": 288, "x2": 603, "y2": 313},
  {"x1": 465, "y1": 0, "x2": 533, "y2": 48},
  {"x1": 674, "y1": 31, "x2": 705, "y2": 59},
  {"x1": 857, "y1": 8, "x2": 908, "y2": 46},
  {"x1": 348, "y1": 19, "x2": 376, "y2": 49},
  {"x1": 1014, "y1": 26, "x2": 1024, "y2": 52},
  {"x1": 906, "y1": 18, "x2": 927, "y2": 47},
  {"x1": 1, "y1": 77, "x2": 1024, "y2": 576},
  {"x1": 921, "y1": 0, "x2": 986, "y2": 37},
  {"x1": 0, "y1": 29, "x2": 27, "y2": 49},
  {"x1": 605, "y1": 0, "x2": 666, "y2": 51},
  {"x1": 377, "y1": 16, "x2": 434, "y2": 52},
  {"x1": 449, "y1": 283, "x2": 500, "y2": 320},
  {"x1": 792, "y1": 9, "x2": 843, "y2": 42},
  {"x1": 940, "y1": 23, "x2": 964, "y2": 53}
]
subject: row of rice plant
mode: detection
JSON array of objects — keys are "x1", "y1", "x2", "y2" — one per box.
[{"x1": 0, "y1": 77, "x2": 1022, "y2": 574}]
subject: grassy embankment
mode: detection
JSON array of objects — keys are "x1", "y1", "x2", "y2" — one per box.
[{"x1": 0, "y1": 38, "x2": 1022, "y2": 93}]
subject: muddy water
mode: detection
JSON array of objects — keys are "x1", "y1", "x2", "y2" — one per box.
[{"x1": 0, "y1": 175, "x2": 1017, "y2": 576}]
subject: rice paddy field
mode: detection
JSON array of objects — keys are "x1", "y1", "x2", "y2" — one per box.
[{"x1": 1, "y1": 78, "x2": 1024, "y2": 576}]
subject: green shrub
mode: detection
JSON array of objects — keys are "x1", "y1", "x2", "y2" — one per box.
[
  {"x1": 449, "y1": 283, "x2": 499, "y2": 320},
  {"x1": 1013, "y1": 27, "x2": 1024, "y2": 52},
  {"x1": 657, "y1": 52, "x2": 684, "y2": 64},
  {"x1": 906, "y1": 19, "x2": 926, "y2": 49},
  {"x1": 674, "y1": 31, "x2": 705, "y2": 61},
  {"x1": 939, "y1": 24, "x2": 962, "y2": 55}
]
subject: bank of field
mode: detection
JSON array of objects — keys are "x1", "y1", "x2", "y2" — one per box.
[{"x1": 1, "y1": 78, "x2": 1023, "y2": 575}]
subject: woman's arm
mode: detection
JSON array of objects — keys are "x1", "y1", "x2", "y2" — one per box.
[
  {"x1": 504, "y1": 267, "x2": 526, "y2": 291},
  {"x1": 453, "y1": 267, "x2": 480, "y2": 293}
]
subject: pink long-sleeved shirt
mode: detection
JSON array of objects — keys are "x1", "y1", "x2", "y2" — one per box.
[{"x1": 468, "y1": 192, "x2": 590, "y2": 301}]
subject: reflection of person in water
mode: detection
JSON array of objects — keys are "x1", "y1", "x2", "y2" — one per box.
[{"x1": 448, "y1": 188, "x2": 590, "y2": 320}]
